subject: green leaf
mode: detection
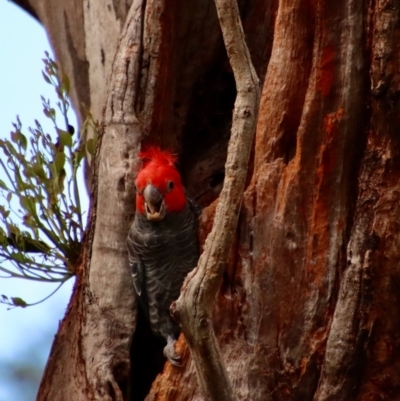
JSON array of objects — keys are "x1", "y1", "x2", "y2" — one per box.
[
  {"x1": 6, "y1": 222, "x2": 19, "y2": 235},
  {"x1": 73, "y1": 144, "x2": 85, "y2": 167},
  {"x1": 10, "y1": 247, "x2": 30, "y2": 261},
  {"x1": 16, "y1": 174, "x2": 29, "y2": 191},
  {"x1": 11, "y1": 297, "x2": 27, "y2": 308},
  {"x1": 20, "y1": 196, "x2": 33, "y2": 212},
  {"x1": 58, "y1": 129, "x2": 72, "y2": 147},
  {"x1": 0, "y1": 205, "x2": 10, "y2": 219},
  {"x1": 58, "y1": 168, "x2": 66, "y2": 191},
  {"x1": 10, "y1": 131, "x2": 28, "y2": 150},
  {"x1": 54, "y1": 152, "x2": 66, "y2": 172},
  {"x1": 18, "y1": 133, "x2": 27, "y2": 150},
  {"x1": 86, "y1": 138, "x2": 96, "y2": 156},
  {"x1": 61, "y1": 74, "x2": 70, "y2": 94},
  {"x1": 6, "y1": 193, "x2": 12, "y2": 203},
  {"x1": 0, "y1": 180, "x2": 7, "y2": 190},
  {"x1": 32, "y1": 163, "x2": 46, "y2": 180},
  {"x1": 42, "y1": 71, "x2": 51, "y2": 84},
  {"x1": 10, "y1": 131, "x2": 19, "y2": 144}
]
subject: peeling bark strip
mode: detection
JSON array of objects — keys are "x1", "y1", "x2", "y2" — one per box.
[{"x1": 174, "y1": 1, "x2": 260, "y2": 400}]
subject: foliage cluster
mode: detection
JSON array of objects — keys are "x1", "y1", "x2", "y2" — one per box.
[{"x1": 0, "y1": 53, "x2": 97, "y2": 307}]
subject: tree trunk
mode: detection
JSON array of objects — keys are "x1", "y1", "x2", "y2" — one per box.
[{"x1": 11, "y1": 0, "x2": 400, "y2": 400}]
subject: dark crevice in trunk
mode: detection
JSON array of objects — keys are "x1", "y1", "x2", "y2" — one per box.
[
  {"x1": 180, "y1": 54, "x2": 236, "y2": 209},
  {"x1": 128, "y1": 307, "x2": 166, "y2": 401}
]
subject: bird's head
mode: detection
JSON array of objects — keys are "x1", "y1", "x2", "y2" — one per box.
[{"x1": 135, "y1": 146, "x2": 186, "y2": 221}]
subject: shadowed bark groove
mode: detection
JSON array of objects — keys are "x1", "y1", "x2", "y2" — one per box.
[{"x1": 349, "y1": 1, "x2": 400, "y2": 399}]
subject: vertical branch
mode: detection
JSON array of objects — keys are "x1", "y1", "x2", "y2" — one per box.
[{"x1": 173, "y1": 1, "x2": 260, "y2": 400}]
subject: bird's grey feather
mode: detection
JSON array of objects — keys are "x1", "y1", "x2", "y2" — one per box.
[{"x1": 127, "y1": 200, "x2": 200, "y2": 340}]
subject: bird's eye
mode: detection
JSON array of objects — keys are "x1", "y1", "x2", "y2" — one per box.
[{"x1": 167, "y1": 181, "x2": 174, "y2": 190}]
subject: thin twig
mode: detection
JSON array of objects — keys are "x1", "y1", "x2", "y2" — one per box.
[{"x1": 174, "y1": 1, "x2": 260, "y2": 400}]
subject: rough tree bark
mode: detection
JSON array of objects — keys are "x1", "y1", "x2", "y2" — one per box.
[{"x1": 9, "y1": 0, "x2": 400, "y2": 400}]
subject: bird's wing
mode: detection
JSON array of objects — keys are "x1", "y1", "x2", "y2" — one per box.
[
  {"x1": 127, "y1": 228, "x2": 144, "y2": 299},
  {"x1": 187, "y1": 197, "x2": 202, "y2": 219}
]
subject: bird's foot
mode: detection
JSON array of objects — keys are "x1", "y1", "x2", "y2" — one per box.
[{"x1": 163, "y1": 336, "x2": 182, "y2": 367}]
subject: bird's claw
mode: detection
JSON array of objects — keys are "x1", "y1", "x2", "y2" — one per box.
[{"x1": 164, "y1": 338, "x2": 182, "y2": 367}]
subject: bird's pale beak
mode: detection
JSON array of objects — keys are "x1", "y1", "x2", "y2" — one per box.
[{"x1": 143, "y1": 184, "x2": 166, "y2": 221}]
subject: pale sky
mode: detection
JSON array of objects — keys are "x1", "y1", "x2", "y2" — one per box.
[{"x1": 0, "y1": 2, "x2": 83, "y2": 400}]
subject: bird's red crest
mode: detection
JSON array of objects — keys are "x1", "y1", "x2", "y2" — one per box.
[
  {"x1": 135, "y1": 145, "x2": 186, "y2": 215},
  {"x1": 139, "y1": 146, "x2": 177, "y2": 167}
]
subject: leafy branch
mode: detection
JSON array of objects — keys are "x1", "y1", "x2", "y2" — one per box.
[{"x1": 0, "y1": 53, "x2": 97, "y2": 307}]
